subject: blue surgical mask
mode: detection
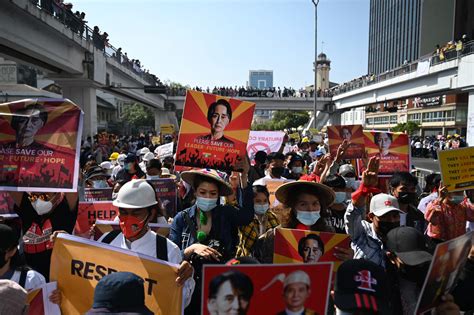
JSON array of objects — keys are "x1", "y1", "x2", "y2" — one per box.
[
  {"x1": 450, "y1": 195, "x2": 464, "y2": 205},
  {"x1": 334, "y1": 192, "x2": 347, "y2": 204},
  {"x1": 92, "y1": 180, "x2": 108, "y2": 189},
  {"x1": 196, "y1": 196, "x2": 218, "y2": 212},
  {"x1": 254, "y1": 204, "x2": 269, "y2": 215},
  {"x1": 296, "y1": 210, "x2": 320, "y2": 226}
]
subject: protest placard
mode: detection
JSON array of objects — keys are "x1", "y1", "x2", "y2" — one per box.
[
  {"x1": 27, "y1": 282, "x2": 60, "y2": 315},
  {"x1": 0, "y1": 99, "x2": 83, "y2": 192},
  {"x1": 149, "y1": 178, "x2": 177, "y2": 218},
  {"x1": 155, "y1": 142, "x2": 174, "y2": 160},
  {"x1": 266, "y1": 180, "x2": 290, "y2": 207},
  {"x1": 74, "y1": 202, "x2": 118, "y2": 237},
  {"x1": 415, "y1": 231, "x2": 473, "y2": 314},
  {"x1": 202, "y1": 263, "x2": 333, "y2": 315},
  {"x1": 357, "y1": 131, "x2": 410, "y2": 176},
  {"x1": 246, "y1": 131, "x2": 284, "y2": 161},
  {"x1": 160, "y1": 124, "x2": 175, "y2": 138},
  {"x1": 50, "y1": 234, "x2": 183, "y2": 314},
  {"x1": 93, "y1": 220, "x2": 171, "y2": 240},
  {"x1": 175, "y1": 90, "x2": 255, "y2": 171},
  {"x1": 83, "y1": 188, "x2": 113, "y2": 202},
  {"x1": 151, "y1": 136, "x2": 161, "y2": 146},
  {"x1": 327, "y1": 125, "x2": 365, "y2": 159},
  {"x1": 273, "y1": 228, "x2": 351, "y2": 281},
  {"x1": 438, "y1": 147, "x2": 474, "y2": 192}
]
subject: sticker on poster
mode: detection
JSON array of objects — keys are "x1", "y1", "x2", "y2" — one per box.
[
  {"x1": 0, "y1": 98, "x2": 83, "y2": 192},
  {"x1": 175, "y1": 90, "x2": 255, "y2": 172}
]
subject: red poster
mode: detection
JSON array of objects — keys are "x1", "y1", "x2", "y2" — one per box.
[
  {"x1": 327, "y1": 125, "x2": 365, "y2": 159},
  {"x1": 175, "y1": 90, "x2": 255, "y2": 171},
  {"x1": 149, "y1": 179, "x2": 177, "y2": 218},
  {"x1": 358, "y1": 131, "x2": 410, "y2": 176},
  {"x1": 0, "y1": 99, "x2": 83, "y2": 192},
  {"x1": 202, "y1": 263, "x2": 333, "y2": 315},
  {"x1": 74, "y1": 202, "x2": 118, "y2": 237}
]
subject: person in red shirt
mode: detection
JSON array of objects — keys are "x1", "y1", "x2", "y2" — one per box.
[{"x1": 425, "y1": 185, "x2": 474, "y2": 242}]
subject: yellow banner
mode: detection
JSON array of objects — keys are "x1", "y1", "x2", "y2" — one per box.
[
  {"x1": 50, "y1": 234, "x2": 183, "y2": 314},
  {"x1": 160, "y1": 124, "x2": 175, "y2": 135},
  {"x1": 438, "y1": 147, "x2": 474, "y2": 192}
]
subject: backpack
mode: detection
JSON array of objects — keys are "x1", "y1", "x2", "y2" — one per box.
[{"x1": 101, "y1": 230, "x2": 168, "y2": 261}]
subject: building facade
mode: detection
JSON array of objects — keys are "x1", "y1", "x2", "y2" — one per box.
[{"x1": 249, "y1": 70, "x2": 273, "y2": 89}]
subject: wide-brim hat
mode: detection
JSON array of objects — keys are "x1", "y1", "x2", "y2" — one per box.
[
  {"x1": 275, "y1": 181, "x2": 335, "y2": 208},
  {"x1": 181, "y1": 169, "x2": 233, "y2": 196}
]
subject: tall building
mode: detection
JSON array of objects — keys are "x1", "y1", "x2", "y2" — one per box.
[
  {"x1": 249, "y1": 70, "x2": 273, "y2": 89},
  {"x1": 368, "y1": 0, "x2": 422, "y2": 75},
  {"x1": 368, "y1": 0, "x2": 473, "y2": 75},
  {"x1": 316, "y1": 52, "x2": 331, "y2": 91}
]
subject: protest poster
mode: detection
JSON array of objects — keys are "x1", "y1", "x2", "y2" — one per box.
[
  {"x1": 175, "y1": 90, "x2": 255, "y2": 172},
  {"x1": 155, "y1": 142, "x2": 174, "y2": 160},
  {"x1": 83, "y1": 188, "x2": 113, "y2": 202},
  {"x1": 266, "y1": 180, "x2": 290, "y2": 207},
  {"x1": 151, "y1": 136, "x2": 161, "y2": 146},
  {"x1": 246, "y1": 131, "x2": 284, "y2": 161},
  {"x1": 438, "y1": 147, "x2": 474, "y2": 192},
  {"x1": 150, "y1": 178, "x2": 177, "y2": 218},
  {"x1": 327, "y1": 125, "x2": 365, "y2": 159},
  {"x1": 27, "y1": 282, "x2": 60, "y2": 315},
  {"x1": 415, "y1": 231, "x2": 473, "y2": 314},
  {"x1": 93, "y1": 220, "x2": 171, "y2": 240},
  {"x1": 289, "y1": 132, "x2": 301, "y2": 142},
  {"x1": 50, "y1": 234, "x2": 183, "y2": 314},
  {"x1": 74, "y1": 202, "x2": 118, "y2": 237},
  {"x1": 160, "y1": 124, "x2": 175, "y2": 138},
  {"x1": 358, "y1": 131, "x2": 410, "y2": 176},
  {"x1": 273, "y1": 228, "x2": 351, "y2": 280},
  {"x1": 202, "y1": 263, "x2": 333, "y2": 315},
  {"x1": 0, "y1": 99, "x2": 83, "y2": 192}
]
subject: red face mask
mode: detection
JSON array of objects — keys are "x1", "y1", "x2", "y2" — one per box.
[{"x1": 119, "y1": 214, "x2": 148, "y2": 239}]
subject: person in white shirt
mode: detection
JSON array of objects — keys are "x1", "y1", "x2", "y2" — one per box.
[
  {"x1": 97, "y1": 179, "x2": 195, "y2": 307},
  {"x1": 253, "y1": 152, "x2": 288, "y2": 186},
  {"x1": 139, "y1": 152, "x2": 155, "y2": 174}
]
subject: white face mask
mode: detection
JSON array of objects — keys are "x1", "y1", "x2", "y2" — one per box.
[
  {"x1": 296, "y1": 210, "x2": 320, "y2": 226},
  {"x1": 291, "y1": 167, "x2": 303, "y2": 174},
  {"x1": 146, "y1": 175, "x2": 161, "y2": 180},
  {"x1": 31, "y1": 199, "x2": 53, "y2": 215}
]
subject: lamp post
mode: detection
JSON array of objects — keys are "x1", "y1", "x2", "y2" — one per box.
[{"x1": 311, "y1": 0, "x2": 319, "y2": 128}]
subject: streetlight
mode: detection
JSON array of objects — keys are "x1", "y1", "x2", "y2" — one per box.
[{"x1": 312, "y1": 0, "x2": 319, "y2": 128}]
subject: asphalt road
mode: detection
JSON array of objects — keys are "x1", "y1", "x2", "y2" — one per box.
[{"x1": 412, "y1": 157, "x2": 440, "y2": 172}]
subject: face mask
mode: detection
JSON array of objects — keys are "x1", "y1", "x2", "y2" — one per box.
[
  {"x1": 450, "y1": 195, "x2": 464, "y2": 205},
  {"x1": 296, "y1": 210, "x2": 320, "y2": 226},
  {"x1": 254, "y1": 204, "x2": 269, "y2": 215},
  {"x1": 124, "y1": 163, "x2": 132, "y2": 171},
  {"x1": 31, "y1": 199, "x2": 53, "y2": 216},
  {"x1": 334, "y1": 192, "x2": 347, "y2": 204},
  {"x1": 270, "y1": 166, "x2": 284, "y2": 178},
  {"x1": 146, "y1": 175, "x2": 161, "y2": 180},
  {"x1": 397, "y1": 192, "x2": 417, "y2": 204},
  {"x1": 291, "y1": 167, "x2": 303, "y2": 174},
  {"x1": 196, "y1": 197, "x2": 218, "y2": 212},
  {"x1": 92, "y1": 180, "x2": 108, "y2": 189},
  {"x1": 119, "y1": 214, "x2": 148, "y2": 239},
  {"x1": 377, "y1": 220, "x2": 399, "y2": 236}
]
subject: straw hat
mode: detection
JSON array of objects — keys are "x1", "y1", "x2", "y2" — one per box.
[
  {"x1": 181, "y1": 169, "x2": 233, "y2": 196},
  {"x1": 275, "y1": 180, "x2": 335, "y2": 208}
]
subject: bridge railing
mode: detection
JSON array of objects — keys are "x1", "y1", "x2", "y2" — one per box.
[
  {"x1": 27, "y1": 0, "x2": 159, "y2": 86},
  {"x1": 166, "y1": 86, "x2": 333, "y2": 98},
  {"x1": 333, "y1": 40, "x2": 474, "y2": 96}
]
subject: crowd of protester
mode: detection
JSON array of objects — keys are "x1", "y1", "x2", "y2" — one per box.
[
  {"x1": 411, "y1": 134, "x2": 467, "y2": 159},
  {"x1": 1, "y1": 122, "x2": 473, "y2": 315},
  {"x1": 166, "y1": 85, "x2": 333, "y2": 98},
  {"x1": 332, "y1": 35, "x2": 473, "y2": 96},
  {"x1": 30, "y1": 0, "x2": 161, "y2": 86}
]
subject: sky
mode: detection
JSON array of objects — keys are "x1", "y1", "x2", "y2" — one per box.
[{"x1": 73, "y1": 0, "x2": 369, "y2": 89}]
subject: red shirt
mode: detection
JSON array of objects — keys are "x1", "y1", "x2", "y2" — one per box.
[{"x1": 425, "y1": 198, "x2": 474, "y2": 241}]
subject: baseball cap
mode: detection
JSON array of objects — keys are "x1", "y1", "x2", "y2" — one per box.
[
  {"x1": 86, "y1": 272, "x2": 153, "y2": 314},
  {"x1": 386, "y1": 227, "x2": 433, "y2": 266},
  {"x1": 315, "y1": 150, "x2": 324, "y2": 157},
  {"x1": 138, "y1": 147, "x2": 150, "y2": 155},
  {"x1": 339, "y1": 164, "x2": 355, "y2": 177},
  {"x1": 142, "y1": 152, "x2": 155, "y2": 162},
  {"x1": 334, "y1": 259, "x2": 389, "y2": 313},
  {"x1": 369, "y1": 194, "x2": 402, "y2": 217}
]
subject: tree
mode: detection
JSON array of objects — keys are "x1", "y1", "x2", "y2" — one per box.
[
  {"x1": 252, "y1": 110, "x2": 310, "y2": 131},
  {"x1": 121, "y1": 103, "x2": 154, "y2": 133},
  {"x1": 391, "y1": 121, "x2": 420, "y2": 135}
]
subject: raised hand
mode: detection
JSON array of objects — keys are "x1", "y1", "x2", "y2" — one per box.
[
  {"x1": 335, "y1": 139, "x2": 350, "y2": 162},
  {"x1": 362, "y1": 156, "x2": 380, "y2": 187}
]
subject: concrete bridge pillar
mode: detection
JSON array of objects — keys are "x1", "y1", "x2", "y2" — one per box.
[
  {"x1": 59, "y1": 81, "x2": 98, "y2": 139},
  {"x1": 467, "y1": 91, "x2": 474, "y2": 146},
  {"x1": 154, "y1": 110, "x2": 178, "y2": 132}
]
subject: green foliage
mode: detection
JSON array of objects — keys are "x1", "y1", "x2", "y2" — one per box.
[
  {"x1": 391, "y1": 121, "x2": 420, "y2": 135},
  {"x1": 121, "y1": 103, "x2": 154, "y2": 132},
  {"x1": 252, "y1": 111, "x2": 310, "y2": 131}
]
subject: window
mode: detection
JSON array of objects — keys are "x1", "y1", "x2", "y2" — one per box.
[
  {"x1": 409, "y1": 113, "x2": 421, "y2": 122},
  {"x1": 390, "y1": 115, "x2": 398, "y2": 124}
]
